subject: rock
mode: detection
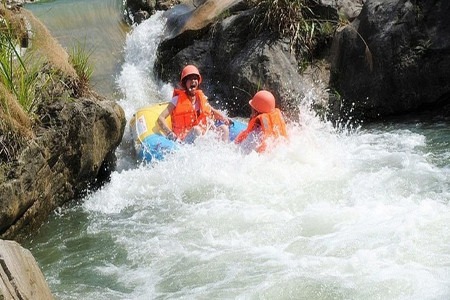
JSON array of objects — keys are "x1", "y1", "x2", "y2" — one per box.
[
  {"x1": 157, "y1": 3, "x2": 316, "y2": 118},
  {"x1": 329, "y1": 0, "x2": 450, "y2": 122},
  {"x1": 0, "y1": 239, "x2": 54, "y2": 299},
  {"x1": 157, "y1": 0, "x2": 178, "y2": 11},
  {"x1": 125, "y1": 0, "x2": 180, "y2": 24},
  {"x1": 0, "y1": 5, "x2": 127, "y2": 240},
  {"x1": 335, "y1": 0, "x2": 365, "y2": 20},
  {"x1": 0, "y1": 98, "x2": 126, "y2": 240},
  {"x1": 227, "y1": 35, "x2": 307, "y2": 118},
  {"x1": 150, "y1": 0, "x2": 450, "y2": 123},
  {"x1": 133, "y1": 9, "x2": 151, "y2": 24}
]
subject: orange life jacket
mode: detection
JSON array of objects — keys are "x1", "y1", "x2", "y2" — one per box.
[
  {"x1": 171, "y1": 89, "x2": 212, "y2": 140},
  {"x1": 235, "y1": 108, "x2": 288, "y2": 152}
]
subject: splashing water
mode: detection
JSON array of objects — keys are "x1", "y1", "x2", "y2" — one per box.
[
  {"x1": 26, "y1": 9, "x2": 450, "y2": 300},
  {"x1": 116, "y1": 11, "x2": 173, "y2": 120}
]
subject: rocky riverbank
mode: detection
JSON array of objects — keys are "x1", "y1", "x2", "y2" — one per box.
[
  {"x1": 0, "y1": 2, "x2": 126, "y2": 297},
  {"x1": 0, "y1": 4, "x2": 126, "y2": 240}
]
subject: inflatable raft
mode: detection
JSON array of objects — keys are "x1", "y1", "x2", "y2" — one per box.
[{"x1": 130, "y1": 102, "x2": 247, "y2": 162}]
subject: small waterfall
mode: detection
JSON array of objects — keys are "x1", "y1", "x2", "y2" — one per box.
[{"x1": 116, "y1": 11, "x2": 173, "y2": 122}]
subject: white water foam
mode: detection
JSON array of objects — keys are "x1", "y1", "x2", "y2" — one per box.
[
  {"x1": 56, "y1": 10, "x2": 450, "y2": 300},
  {"x1": 116, "y1": 11, "x2": 173, "y2": 122},
  {"x1": 81, "y1": 118, "x2": 450, "y2": 299}
]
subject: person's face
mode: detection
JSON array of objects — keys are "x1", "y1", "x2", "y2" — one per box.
[{"x1": 184, "y1": 74, "x2": 200, "y2": 96}]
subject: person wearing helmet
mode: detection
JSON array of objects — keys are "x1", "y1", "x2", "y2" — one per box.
[
  {"x1": 157, "y1": 65, "x2": 232, "y2": 143},
  {"x1": 234, "y1": 90, "x2": 288, "y2": 153}
]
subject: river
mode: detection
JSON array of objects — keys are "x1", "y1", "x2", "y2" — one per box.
[
  {"x1": 25, "y1": 0, "x2": 128, "y2": 98},
  {"x1": 24, "y1": 1, "x2": 450, "y2": 299}
]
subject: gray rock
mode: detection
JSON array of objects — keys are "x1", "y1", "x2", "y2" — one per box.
[
  {"x1": 156, "y1": 3, "x2": 308, "y2": 117},
  {"x1": 335, "y1": 0, "x2": 365, "y2": 20},
  {"x1": 125, "y1": 0, "x2": 180, "y2": 24},
  {"x1": 228, "y1": 36, "x2": 307, "y2": 118},
  {"x1": 0, "y1": 239, "x2": 54, "y2": 299},
  {"x1": 0, "y1": 98, "x2": 125, "y2": 240},
  {"x1": 329, "y1": 0, "x2": 450, "y2": 122}
]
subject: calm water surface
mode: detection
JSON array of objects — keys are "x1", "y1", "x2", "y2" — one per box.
[{"x1": 25, "y1": 0, "x2": 128, "y2": 97}]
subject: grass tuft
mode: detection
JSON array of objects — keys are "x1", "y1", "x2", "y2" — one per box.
[
  {"x1": 249, "y1": 0, "x2": 338, "y2": 71},
  {"x1": 69, "y1": 39, "x2": 94, "y2": 94},
  {"x1": 0, "y1": 14, "x2": 42, "y2": 113}
]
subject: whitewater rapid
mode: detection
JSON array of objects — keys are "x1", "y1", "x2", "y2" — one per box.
[{"x1": 28, "y1": 10, "x2": 450, "y2": 300}]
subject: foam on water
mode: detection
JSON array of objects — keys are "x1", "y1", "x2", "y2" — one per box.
[
  {"x1": 27, "y1": 8, "x2": 450, "y2": 300},
  {"x1": 78, "y1": 118, "x2": 450, "y2": 299},
  {"x1": 116, "y1": 11, "x2": 173, "y2": 121}
]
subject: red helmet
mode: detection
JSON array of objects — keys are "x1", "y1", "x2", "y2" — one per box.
[
  {"x1": 249, "y1": 90, "x2": 275, "y2": 113},
  {"x1": 180, "y1": 65, "x2": 202, "y2": 86}
]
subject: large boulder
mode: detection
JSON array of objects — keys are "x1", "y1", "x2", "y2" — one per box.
[
  {"x1": 156, "y1": 1, "x2": 310, "y2": 118},
  {"x1": 329, "y1": 0, "x2": 450, "y2": 122},
  {"x1": 0, "y1": 98, "x2": 125, "y2": 240},
  {"x1": 226, "y1": 34, "x2": 307, "y2": 118},
  {"x1": 0, "y1": 239, "x2": 54, "y2": 299}
]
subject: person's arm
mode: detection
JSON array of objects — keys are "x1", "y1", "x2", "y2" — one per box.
[
  {"x1": 157, "y1": 103, "x2": 176, "y2": 140},
  {"x1": 210, "y1": 106, "x2": 232, "y2": 125}
]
